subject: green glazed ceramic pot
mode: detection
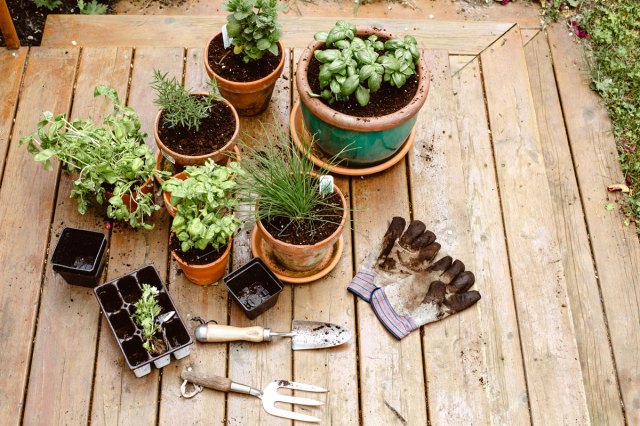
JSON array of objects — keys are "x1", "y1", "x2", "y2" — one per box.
[{"x1": 296, "y1": 26, "x2": 430, "y2": 166}]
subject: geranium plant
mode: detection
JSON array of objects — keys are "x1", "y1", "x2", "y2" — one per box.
[
  {"x1": 20, "y1": 85, "x2": 168, "y2": 229},
  {"x1": 224, "y1": 0, "x2": 284, "y2": 62},
  {"x1": 162, "y1": 159, "x2": 242, "y2": 252},
  {"x1": 132, "y1": 284, "x2": 166, "y2": 355},
  {"x1": 311, "y1": 20, "x2": 420, "y2": 106}
]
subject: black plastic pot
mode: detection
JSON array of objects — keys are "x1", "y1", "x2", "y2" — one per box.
[
  {"x1": 51, "y1": 227, "x2": 107, "y2": 287},
  {"x1": 94, "y1": 264, "x2": 193, "y2": 377},
  {"x1": 224, "y1": 257, "x2": 284, "y2": 320}
]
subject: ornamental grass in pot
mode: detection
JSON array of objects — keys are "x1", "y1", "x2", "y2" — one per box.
[
  {"x1": 296, "y1": 21, "x2": 430, "y2": 166},
  {"x1": 21, "y1": 85, "x2": 169, "y2": 230},
  {"x1": 236, "y1": 128, "x2": 348, "y2": 272},
  {"x1": 204, "y1": 0, "x2": 285, "y2": 116},
  {"x1": 162, "y1": 159, "x2": 242, "y2": 285},
  {"x1": 152, "y1": 71, "x2": 239, "y2": 167}
]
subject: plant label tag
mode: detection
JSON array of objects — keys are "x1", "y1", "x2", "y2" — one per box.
[
  {"x1": 222, "y1": 24, "x2": 233, "y2": 49},
  {"x1": 319, "y1": 175, "x2": 334, "y2": 195},
  {"x1": 162, "y1": 151, "x2": 176, "y2": 165}
]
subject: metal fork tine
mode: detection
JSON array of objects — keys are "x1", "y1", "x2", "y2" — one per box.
[
  {"x1": 279, "y1": 381, "x2": 328, "y2": 393},
  {"x1": 264, "y1": 406, "x2": 322, "y2": 423},
  {"x1": 275, "y1": 394, "x2": 324, "y2": 407}
]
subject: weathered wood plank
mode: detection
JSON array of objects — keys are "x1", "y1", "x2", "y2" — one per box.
[
  {"x1": 548, "y1": 23, "x2": 640, "y2": 425},
  {"x1": 524, "y1": 33, "x2": 625, "y2": 425},
  {"x1": 158, "y1": 47, "x2": 228, "y2": 426},
  {"x1": 23, "y1": 47, "x2": 132, "y2": 426},
  {"x1": 0, "y1": 47, "x2": 27, "y2": 181},
  {"x1": 481, "y1": 27, "x2": 590, "y2": 424},
  {"x1": 42, "y1": 15, "x2": 514, "y2": 55},
  {"x1": 449, "y1": 55, "x2": 475, "y2": 75},
  {"x1": 521, "y1": 29, "x2": 540, "y2": 46},
  {"x1": 90, "y1": 47, "x2": 182, "y2": 426},
  {"x1": 450, "y1": 55, "x2": 532, "y2": 424},
  {"x1": 226, "y1": 49, "x2": 293, "y2": 426},
  {"x1": 352, "y1": 170, "x2": 427, "y2": 425},
  {"x1": 0, "y1": 47, "x2": 79, "y2": 424},
  {"x1": 290, "y1": 48, "x2": 358, "y2": 425}
]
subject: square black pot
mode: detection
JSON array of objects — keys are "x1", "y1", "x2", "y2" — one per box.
[
  {"x1": 51, "y1": 227, "x2": 107, "y2": 287},
  {"x1": 224, "y1": 257, "x2": 284, "y2": 320}
]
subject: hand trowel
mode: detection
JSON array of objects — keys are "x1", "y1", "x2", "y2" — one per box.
[{"x1": 195, "y1": 320, "x2": 351, "y2": 350}]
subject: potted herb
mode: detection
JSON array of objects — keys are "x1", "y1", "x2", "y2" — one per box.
[
  {"x1": 162, "y1": 159, "x2": 241, "y2": 285},
  {"x1": 236, "y1": 128, "x2": 348, "y2": 272},
  {"x1": 204, "y1": 0, "x2": 286, "y2": 116},
  {"x1": 20, "y1": 85, "x2": 168, "y2": 230},
  {"x1": 295, "y1": 21, "x2": 430, "y2": 166},
  {"x1": 132, "y1": 283, "x2": 167, "y2": 356},
  {"x1": 152, "y1": 70, "x2": 240, "y2": 167}
]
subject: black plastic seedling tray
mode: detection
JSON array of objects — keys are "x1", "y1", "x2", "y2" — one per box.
[
  {"x1": 224, "y1": 257, "x2": 284, "y2": 320},
  {"x1": 51, "y1": 227, "x2": 107, "y2": 287},
  {"x1": 94, "y1": 265, "x2": 192, "y2": 377}
]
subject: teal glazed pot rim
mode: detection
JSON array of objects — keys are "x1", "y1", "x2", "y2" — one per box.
[{"x1": 295, "y1": 26, "x2": 430, "y2": 133}]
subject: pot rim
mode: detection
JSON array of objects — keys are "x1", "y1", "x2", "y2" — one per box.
[
  {"x1": 295, "y1": 26, "x2": 430, "y2": 132},
  {"x1": 204, "y1": 35, "x2": 286, "y2": 87},
  {"x1": 256, "y1": 183, "x2": 348, "y2": 250},
  {"x1": 154, "y1": 92, "x2": 240, "y2": 162},
  {"x1": 171, "y1": 235, "x2": 233, "y2": 269},
  {"x1": 162, "y1": 172, "x2": 188, "y2": 217}
]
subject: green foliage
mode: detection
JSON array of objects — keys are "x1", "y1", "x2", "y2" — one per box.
[
  {"x1": 162, "y1": 160, "x2": 241, "y2": 253},
  {"x1": 31, "y1": 0, "x2": 62, "y2": 11},
  {"x1": 77, "y1": 0, "x2": 108, "y2": 14},
  {"x1": 20, "y1": 85, "x2": 168, "y2": 230},
  {"x1": 224, "y1": 0, "x2": 284, "y2": 63},
  {"x1": 132, "y1": 284, "x2": 163, "y2": 353},
  {"x1": 235, "y1": 125, "x2": 344, "y2": 238},
  {"x1": 312, "y1": 21, "x2": 420, "y2": 107},
  {"x1": 582, "y1": 0, "x2": 640, "y2": 223},
  {"x1": 151, "y1": 70, "x2": 223, "y2": 132}
]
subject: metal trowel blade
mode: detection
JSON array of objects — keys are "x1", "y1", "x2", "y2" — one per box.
[{"x1": 290, "y1": 320, "x2": 351, "y2": 351}]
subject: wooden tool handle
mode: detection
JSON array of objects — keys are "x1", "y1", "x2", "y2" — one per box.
[
  {"x1": 180, "y1": 371, "x2": 232, "y2": 392},
  {"x1": 200, "y1": 324, "x2": 266, "y2": 343}
]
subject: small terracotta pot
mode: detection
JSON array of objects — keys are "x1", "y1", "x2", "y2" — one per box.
[
  {"x1": 295, "y1": 26, "x2": 430, "y2": 165},
  {"x1": 162, "y1": 172, "x2": 187, "y2": 217},
  {"x1": 256, "y1": 185, "x2": 348, "y2": 272},
  {"x1": 154, "y1": 93, "x2": 240, "y2": 167},
  {"x1": 105, "y1": 177, "x2": 154, "y2": 213},
  {"x1": 172, "y1": 237, "x2": 232, "y2": 286},
  {"x1": 205, "y1": 35, "x2": 285, "y2": 116}
]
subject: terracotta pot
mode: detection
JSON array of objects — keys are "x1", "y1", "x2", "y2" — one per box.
[
  {"x1": 172, "y1": 237, "x2": 232, "y2": 286},
  {"x1": 256, "y1": 185, "x2": 348, "y2": 272},
  {"x1": 105, "y1": 177, "x2": 154, "y2": 213},
  {"x1": 154, "y1": 93, "x2": 240, "y2": 167},
  {"x1": 162, "y1": 172, "x2": 187, "y2": 217},
  {"x1": 205, "y1": 34, "x2": 285, "y2": 116},
  {"x1": 295, "y1": 26, "x2": 430, "y2": 166}
]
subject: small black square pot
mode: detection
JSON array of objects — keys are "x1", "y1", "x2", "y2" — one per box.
[
  {"x1": 51, "y1": 227, "x2": 107, "y2": 287},
  {"x1": 224, "y1": 257, "x2": 284, "y2": 320}
]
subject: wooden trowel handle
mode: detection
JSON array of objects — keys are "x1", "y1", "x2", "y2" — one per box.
[
  {"x1": 195, "y1": 323, "x2": 267, "y2": 343},
  {"x1": 181, "y1": 371, "x2": 232, "y2": 392}
]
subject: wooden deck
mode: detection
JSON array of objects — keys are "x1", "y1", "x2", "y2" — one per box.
[{"x1": 1, "y1": 16, "x2": 639, "y2": 425}]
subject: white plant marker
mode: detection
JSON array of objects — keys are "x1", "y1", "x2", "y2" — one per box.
[
  {"x1": 319, "y1": 175, "x2": 334, "y2": 195},
  {"x1": 222, "y1": 24, "x2": 233, "y2": 49}
]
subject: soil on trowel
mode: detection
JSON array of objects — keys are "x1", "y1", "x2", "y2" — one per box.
[
  {"x1": 157, "y1": 100, "x2": 236, "y2": 156},
  {"x1": 207, "y1": 33, "x2": 281, "y2": 83},
  {"x1": 261, "y1": 191, "x2": 343, "y2": 245},
  {"x1": 170, "y1": 233, "x2": 227, "y2": 265}
]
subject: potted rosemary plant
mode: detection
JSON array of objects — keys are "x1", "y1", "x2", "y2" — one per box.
[
  {"x1": 296, "y1": 21, "x2": 430, "y2": 166},
  {"x1": 20, "y1": 85, "x2": 167, "y2": 230},
  {"x1": 162, "y1": 159, "x2": 241, "y2": 285},
  {"x1": 236, "y1": 128, "x2": 348, "y2": 272},
  {"x1": 152, "y1": 70, "x2": 239, "y2": 167},
  {"x1": 204, "y1": 0, "x2": 285, "y2": 116}
]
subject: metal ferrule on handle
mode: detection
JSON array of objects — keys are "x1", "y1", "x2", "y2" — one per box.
[{"x1": 230, "y1": 382, "x2": 263, "y2": 398}]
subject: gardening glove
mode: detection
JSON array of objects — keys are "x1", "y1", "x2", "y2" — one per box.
[{"x1": 348, "y1": 217, "x2": 481, "y2": 339}]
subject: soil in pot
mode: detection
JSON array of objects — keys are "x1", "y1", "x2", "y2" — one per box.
[
  {"x1": 207, "y1": 33, "x2": 282, "y2": 83},
  {"x1": 261, "y1": 191, "x2": 343, "y2": 245},
  {"x1": 169, "y1": 233, "x2": 227, "y2": 265},
  {"x1": 157, "y1": 101, "x2": 236, "y2": 157},
  {"x1": 306, "y1": 44, "x2": 419, "y2": 118}
]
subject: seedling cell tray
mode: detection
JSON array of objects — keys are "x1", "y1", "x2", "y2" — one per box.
[
  {"x1": 51, "y1": 227, "x2": 107, "y2": 287},
  {"x1": 224, "y1": 257, "x2": 284, "y2": 320},
  {"x1": 94, "y1": 264, "x2": 193, "y2": 377}
]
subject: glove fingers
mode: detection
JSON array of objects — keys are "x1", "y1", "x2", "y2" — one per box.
[
  {"x1": 409, "y1": 230, "x2": 436, "y2": 251},
  {"x1": 422, "y1": 280, "x2": 446, "y2": 304},
  {"x1": 427, "y1": 256, "x2": 452, "y2": 273},
  {"x1": 377, "y1": 217, "x2": 406, "y2": 265},
  {"x1": 398, "y1": 220, "x2": 426, "y2": 248},
  {"x1": 441, "y1": 259, "x2": 465, "y2": 284},
  {"x1": 404, "y1": 242, "x2": 440, "y2": 270},
  {"x1": 444, "y1": 291, "x2": 481, "y2": 313},
  {"x1": 447, "y1": 271, "x2": 475, "y2": 294}
]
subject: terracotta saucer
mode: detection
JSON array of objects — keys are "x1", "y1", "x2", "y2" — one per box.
[
  {"x1": 250, "y1": 226, "x2": 344, "y2": 284},
  {"x1": 289, "y1": 100, "x2": 416, "y2": 176}
]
